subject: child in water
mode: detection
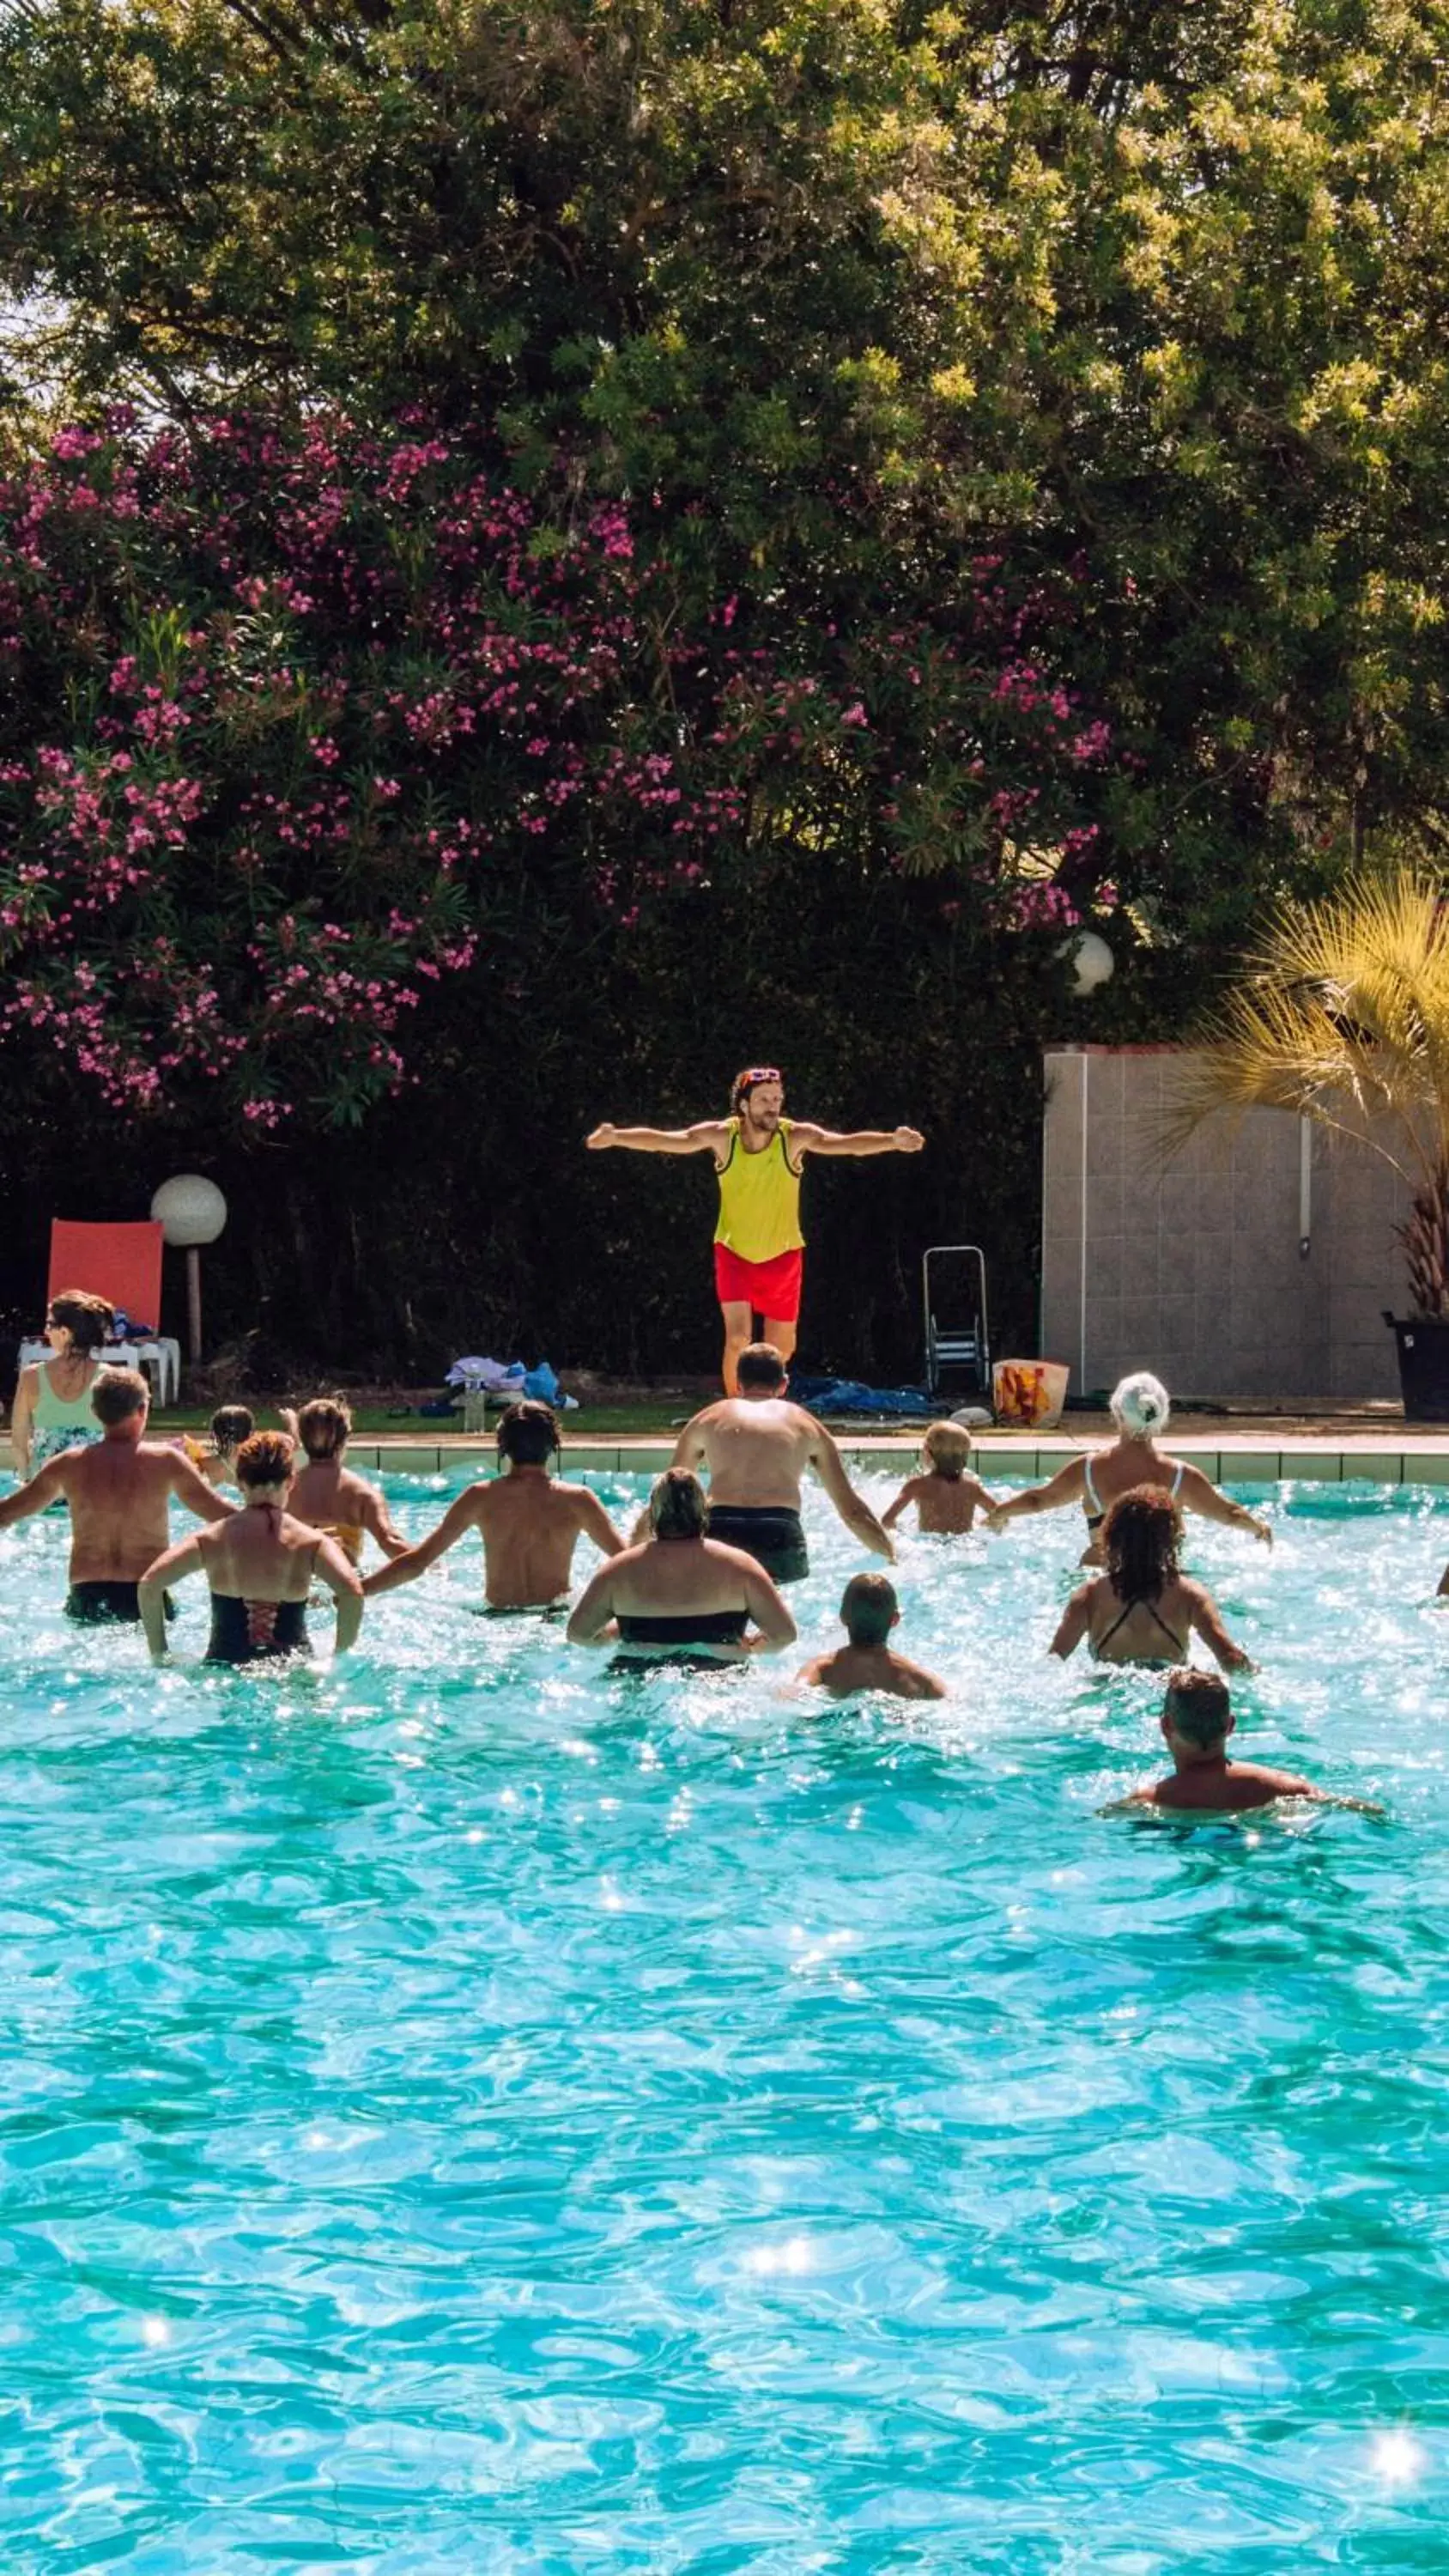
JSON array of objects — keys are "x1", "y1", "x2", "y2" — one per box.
[
  {"x1": 797, "y1": 1574, "x2": 946, "y2": 1701},
  {"x1": 882, "y1": 1421, "x2": 994, "y2": 1536},
  {"x1": 176, "y1": 1404, "x2": 255, "y2": 1489}
]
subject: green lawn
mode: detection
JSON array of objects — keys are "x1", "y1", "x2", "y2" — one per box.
[{"x1": 147, "y1": 1399, "x2": 698, "y2": 1437}]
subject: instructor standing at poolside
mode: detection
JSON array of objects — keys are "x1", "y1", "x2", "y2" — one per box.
[{"x1": 587, "y1": 1068, "x2": 924, "y2": 1391}]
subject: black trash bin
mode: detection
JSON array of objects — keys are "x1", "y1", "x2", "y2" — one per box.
[{"x1": 1385, "y1": 1312, "x2": 1449, "y2": 1423}]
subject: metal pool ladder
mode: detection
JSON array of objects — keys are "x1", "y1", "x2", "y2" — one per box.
[{"x1": 922, "y1": 1244, "x2": 991, "y2": 1400}]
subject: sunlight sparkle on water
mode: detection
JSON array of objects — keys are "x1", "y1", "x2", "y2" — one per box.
[
  {"x1": 743, "y1": 2236, "x2": 815, "y2": 2276},
  {"x1": 1372, "y1": 2430, "x2": 1425, "y2": 2486}
]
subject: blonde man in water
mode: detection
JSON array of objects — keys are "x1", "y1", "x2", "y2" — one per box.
[
  {"x1": 586, "y1": 1066, "x2": 924, "y2": 1391},
  {"x1": 988, "y1": 1370, "x2": 1272, "y2": 1564}
]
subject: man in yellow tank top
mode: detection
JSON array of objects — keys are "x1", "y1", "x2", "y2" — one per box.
[{"x1": 587, "y1": 1068, "x2": 924, "y2": 1390}]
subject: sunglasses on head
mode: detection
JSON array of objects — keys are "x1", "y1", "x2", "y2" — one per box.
[{"x1": 737, "y1": 1066, "x2": 782, "y2": 1094}]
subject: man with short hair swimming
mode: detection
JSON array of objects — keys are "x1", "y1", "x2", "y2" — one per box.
[
  {"x1": 1109, "y1": 1669, "x2": 1381, "y2": 1814},
  {"x1": 668, "y1": 1341, "x2": 893, "y2": 1583},
  {"x1": 0, "y1": 1365, "x2": 232, "y2": 1619},
  {"x1": 362, "y1": 1400, "x2": 626, "y2": 1612},
  {"x1": 797, "y1": 1573, "x2": 946, "y2": 1701},
  {"x1": 586, "y1": 1066, "x2": 924, "y2": 1391}
]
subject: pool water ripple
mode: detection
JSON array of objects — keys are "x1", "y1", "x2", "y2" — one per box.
[{"x1": 1, "y1": 1470, "x2": 1446, "y2": 2569}]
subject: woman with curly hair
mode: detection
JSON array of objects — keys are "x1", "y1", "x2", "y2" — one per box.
[{"x1": 1050, "y1": 1485, "x2": 1252, "y2": 1671}]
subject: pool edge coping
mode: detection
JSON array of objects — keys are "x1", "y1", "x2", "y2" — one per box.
[{"x1": 341, "y1": 1433, "x2": 1449, "y2": 1486}]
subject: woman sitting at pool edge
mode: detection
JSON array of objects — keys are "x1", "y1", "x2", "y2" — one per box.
[
  {"x1": 139, "y1": 1431, "x2": 363, "y2": 1666},
  {"x1": 1051, "y1": 1485, "x2": 1253, "y2": 1672},
  {"x1": 11, "y1": 1288, "x2": 114, "y2": 1475},
  {"x1": 988, "y1": 1370, "x2": 1272, "y2": 1565},
  {"x1": 567, "y1": 1467, "x2": 797, "y2": 1666}
]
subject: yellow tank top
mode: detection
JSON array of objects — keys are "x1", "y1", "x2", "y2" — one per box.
[{"x1": 713, "y1": 1119, "x2": 804, "y2": 1261}]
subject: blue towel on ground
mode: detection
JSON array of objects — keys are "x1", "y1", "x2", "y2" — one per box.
[{"x1": 790, "y1": 1375, "x2": 943, "y2": 1419}]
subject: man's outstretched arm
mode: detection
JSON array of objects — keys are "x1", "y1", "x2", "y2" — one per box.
[
  {"x1": 586, "y1": 1120, "x2": 731, "y2": 1157},
  {"x1": 0, "y1": 1456, "x2": 69, "y2": 1528},
  {"x1": 790, "y1": 1122, "x2": 924, "y2": 1158},
  {"x1": 362, "y1": 1490, "x2": 484, "y2": 1596},
  {"x1": 807, "y1": 1422, "x2": 894, "y2": 1559}
]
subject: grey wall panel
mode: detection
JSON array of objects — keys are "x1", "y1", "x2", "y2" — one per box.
[{"x1": 1039, "y1": 1046, "x2": 1405, "y2": 1400}]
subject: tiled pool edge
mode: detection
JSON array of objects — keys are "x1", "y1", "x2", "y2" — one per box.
[{"x1": 347, "y1": 1435, "x2": 1449, "y2": 1485}]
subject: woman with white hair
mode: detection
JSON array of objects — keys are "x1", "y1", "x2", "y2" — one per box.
[{"x1": 986, "y1": 1370, "x2": 1272, "y2": 1564}]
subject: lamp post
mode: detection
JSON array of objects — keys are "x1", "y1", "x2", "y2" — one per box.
[{"x1": 150, "y1": 1176, "x2": 227, "y2": 1365}]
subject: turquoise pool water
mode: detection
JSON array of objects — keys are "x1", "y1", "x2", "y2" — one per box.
[{"x1": 3, "y1": 1468, "x2": 1447, "y2": 2572}]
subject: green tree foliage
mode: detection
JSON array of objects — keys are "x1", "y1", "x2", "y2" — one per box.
[
  {"x1": 4, "y1": 0, "x2": 1448, "y2": 909},
  {"x1": 1, "y1": 0, "x2": 1447, "y2": 1372}
]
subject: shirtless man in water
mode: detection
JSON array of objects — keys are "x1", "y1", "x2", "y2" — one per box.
[
  {"x1": 361, "y1": 1400, "x2": 625, "y2": 1612},
  {"x1": 0, "y1": 1365, "x2": 232, "y2": 1619},
  {"x1": 1110, "y1": 1668, "x2": 1344, "y2": 1814},
  {"x1": 668, "y1": 1341, "x2": 893, "y2": 1583},
  {"x1": 797, "y1": 1574, "x2": 946, "y2": 1702}
]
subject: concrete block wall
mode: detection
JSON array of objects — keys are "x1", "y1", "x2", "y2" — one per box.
[{"x1": 1039, "y1": 1046, "x2": 1409, "y2": 1400}]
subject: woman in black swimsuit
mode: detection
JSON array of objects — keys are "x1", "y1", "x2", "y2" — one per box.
[
  {"x1": 1050, "y1": 1485, "x2": 1253, "y2": 1672},
  {"x1": 138, "y1": 1431, "x2": 364, "y2": 1665},
  {"x1": 567, "y1": 1468, "x2": 798, "y2": 1666}
]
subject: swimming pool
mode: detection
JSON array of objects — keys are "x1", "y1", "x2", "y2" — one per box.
[{"x1": 3, "y1": 1469, "x2": 1446, "y2": 2569}]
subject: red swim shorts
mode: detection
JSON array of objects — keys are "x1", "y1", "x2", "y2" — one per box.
[{"x1": 713, "y1": 1242, "x2": 804, "y2": 1323}]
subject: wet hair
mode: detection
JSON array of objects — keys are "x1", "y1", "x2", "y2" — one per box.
[
  {"x1": 1103, "y1": 1484, "x2": 1182, "y2": 1603},
  {"x1": 731, "y1": 1064, "x2": 782, "y2": 1113},
  {"x1": 1164, "y1": 1667, "x2": 1231, "y2": 1749},
  {"x1": 90, "y1": 1364, "x2": 149, "y2": 1426},
  {"x1": 841, "y1": 1571, "x2": 898, "y2": 1648},
  {"x1": 652, "y1": 1467, "x2": 709, "y2": 1540},
  {"x1": 210, "y1": 1405, "x2": 254, "y2": 1455},
  {"x1": 1111, "y1": 1370, "x2": 1171, "y2": 1437},
  {"x1": 236, "y1": 1430, "x2": 296, "y2": 1492},
  {"x1": 47, "y1": 1289, "x2": 114, "y2": 1354},
  {"x1": 923, "y1": 1422, "x2": 972, "y2": 1479},
  {"x1": 296, "y1": 1396, "x2": 351, "y2": 1461},
  {"x1": 497, "y1": 1399, "x2": 560, "y2": 1467},
  {"x1": 737, "y1": 1341, "x2": 787, "y2": 1391}
]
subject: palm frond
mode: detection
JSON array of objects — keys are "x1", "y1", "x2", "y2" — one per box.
[{"x1": 1163, "y1": 867, "x2": 1449, "y2": 1201}]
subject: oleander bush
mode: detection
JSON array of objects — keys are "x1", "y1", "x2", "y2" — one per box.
[{"x1": 0, "y1": 0, "x2": 1446, "y2": 1373}]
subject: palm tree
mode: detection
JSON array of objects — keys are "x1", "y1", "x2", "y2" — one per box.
[{"x1": 1167, "y1": 868, "x2": 1449, "y2": 1317}]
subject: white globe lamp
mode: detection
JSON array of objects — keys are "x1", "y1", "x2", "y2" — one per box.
[
  {"x1": 1064, "y1": 929, "x2": 1114, "y2": 996},
  {"x1": 151, "y1": 1176, "x2": 227, "y2": 1364}
]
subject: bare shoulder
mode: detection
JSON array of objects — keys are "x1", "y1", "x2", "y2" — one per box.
[
  {"x1": 1248, "y1": 1765, "x2": 1316, "y2": 1797},
  {"x1": 900, "y1": 1661, "x2": 948, "y2": 1699},
  {"x1": 1175, "y1": 1457, "x2": 1217, "y2": 1493}
]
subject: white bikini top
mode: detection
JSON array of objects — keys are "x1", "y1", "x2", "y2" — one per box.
[{"x1": 1083, "y1": 1454, "x2": 1184, "y2": 1526}]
